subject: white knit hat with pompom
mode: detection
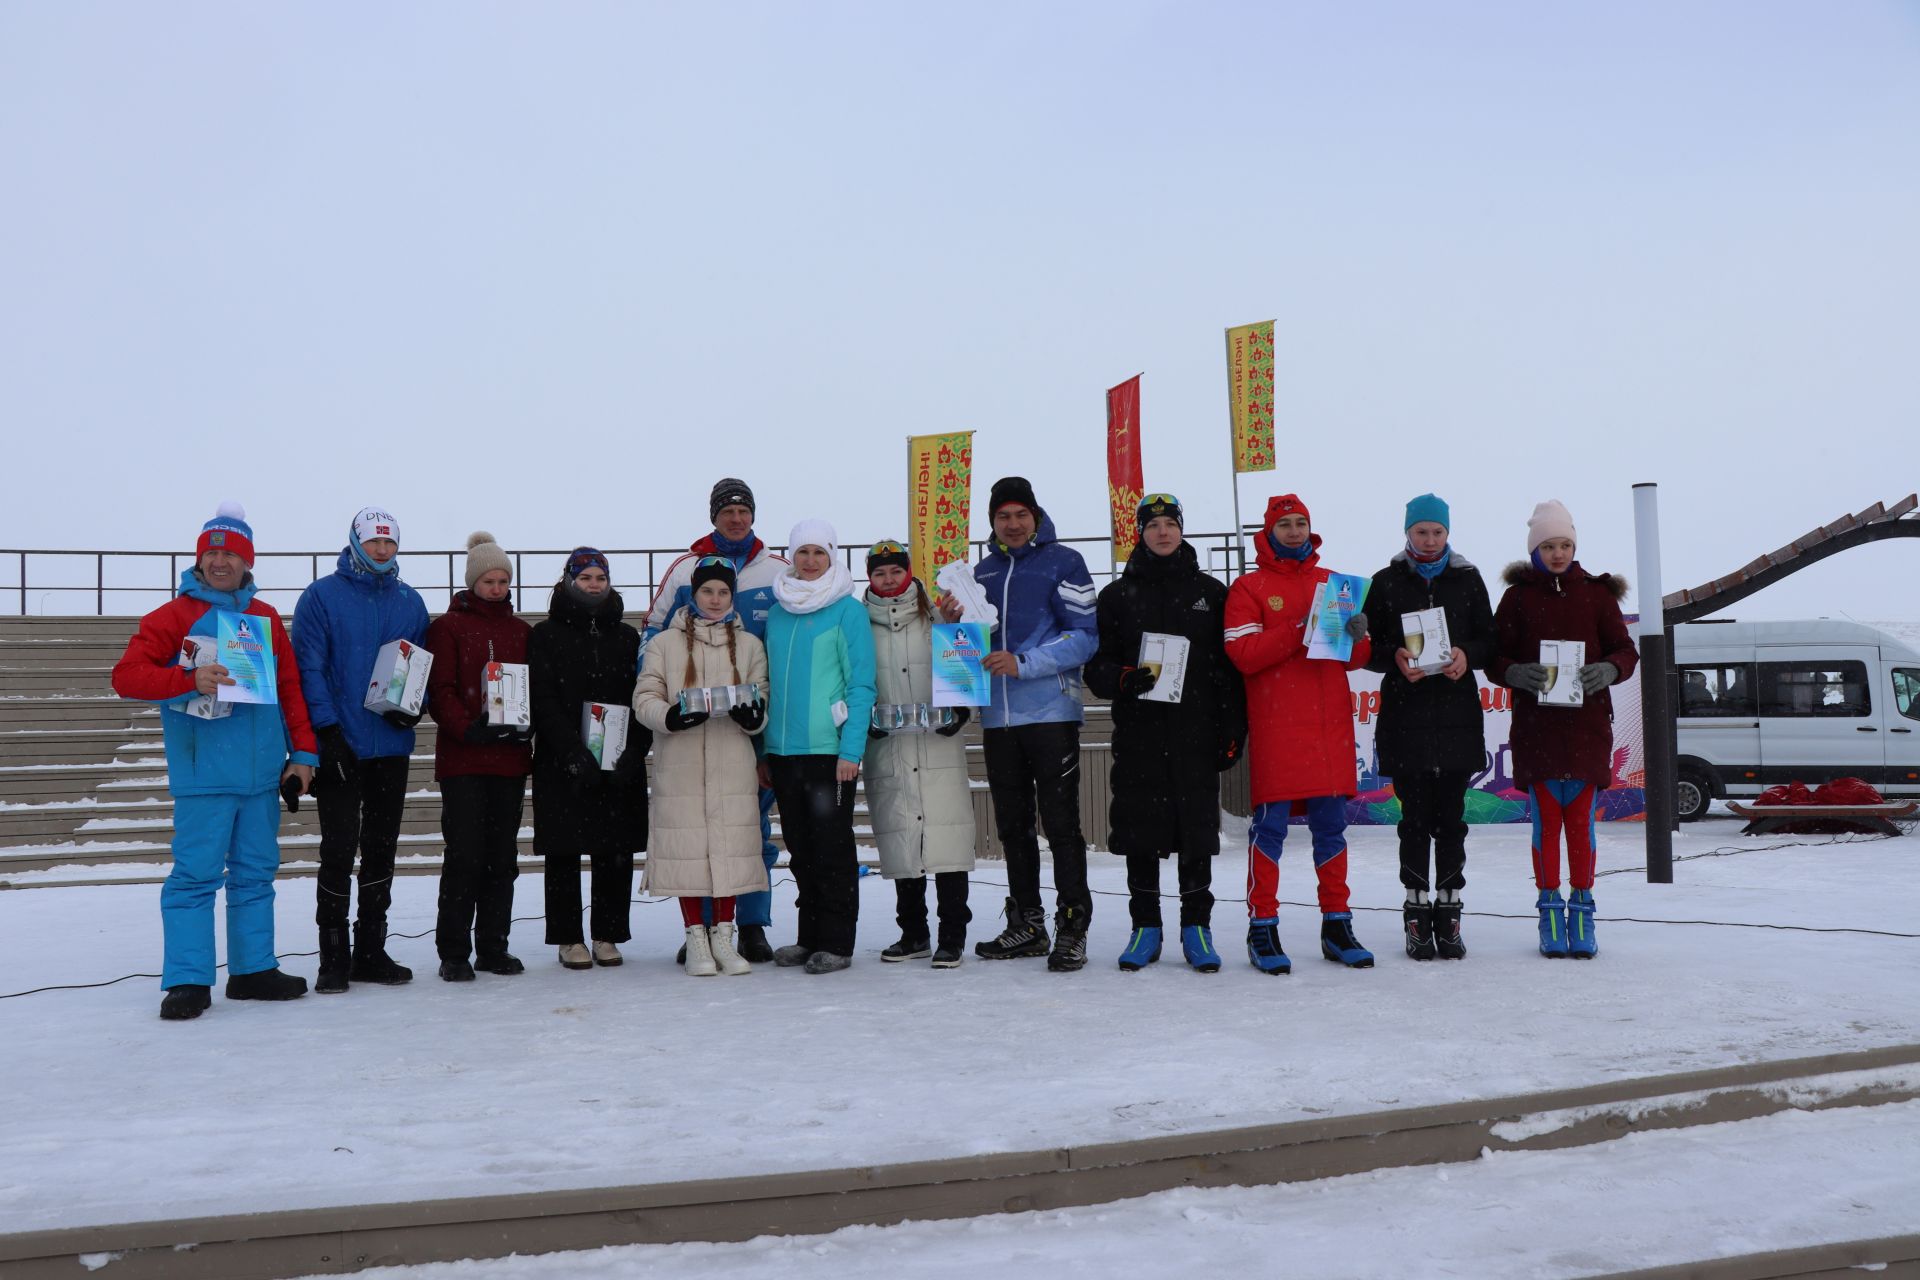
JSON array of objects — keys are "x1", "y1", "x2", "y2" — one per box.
[{"x1": 463, "y1": 531, "x2": 512, "y2": 590}]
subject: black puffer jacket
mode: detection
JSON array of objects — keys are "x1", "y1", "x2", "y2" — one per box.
[
  {"x1": 1085, "y1": 542, "x2": 1248, "y2": 859},
  {"x1": 1364, "y1": 553, "x2": 1495, "y2": 776},
  {"x1": 530, "y1": 583, "x2": 651, "y2": 857}
]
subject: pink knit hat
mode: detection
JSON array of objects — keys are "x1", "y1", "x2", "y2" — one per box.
[{"x1": 1527, "y1": 500, "x2": 1576, "y2": 553}]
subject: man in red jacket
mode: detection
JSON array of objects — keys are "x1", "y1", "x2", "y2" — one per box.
[
  {"x1": 1224, "y1": 494, "x2": 1375, "y2": 974},
  {"x1": 110, "y1": 502, "x2": 319, "y2": 1020}
]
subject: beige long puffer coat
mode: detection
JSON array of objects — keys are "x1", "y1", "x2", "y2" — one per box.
[
  {"x1": 633, "y1": 615, "x2": 769, "y2": 898},
  {"x1": 864, "y1": 590, "x2": 976, "y2": 879}
]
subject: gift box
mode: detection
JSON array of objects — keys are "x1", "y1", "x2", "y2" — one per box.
[
  {"x1": 1539, "y1": 639, "x2": 1586, "y2": 707},
  {"x1": 363, "y1": 639, "x2": 433, "y2": 716},
  {"x1": 1401, "y1": 608, "x2": 1454, "y2": 675},
  {"x1": 485, "y1": 661, "x2": 530, "y2": 728},
  {"x1": 174, "y1": 635, "x2": 232, "y2": 721},
  {"x1": 581, "y1": 702, "x2": 630, "y2": 770}
]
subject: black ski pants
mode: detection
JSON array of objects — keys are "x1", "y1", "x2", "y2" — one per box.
[
  {"x1": 769, "y1": 754, "x2": 860, "y2": 958},
  {"x1": 1124, "y1": 850, "x2": 1214, "y2": 929},
  {"x1": 543, "y1": 845, "x2": 633, "y2": 946},
  {"x1": 1395, "y1": 767, "x2": 1471, "y2": 894},
  {"x1": 315, "y1": 755, "x2": 410, "y2": 930},
  {"x1": 436, "y1": 774, "x2": 525, "y2": 962},
  {"x1": 983, "y1": 721, "x2": 1091, "y2": 924},
  {"x1": 894, "y1": 872, "x2": 971, "y2": 946}
]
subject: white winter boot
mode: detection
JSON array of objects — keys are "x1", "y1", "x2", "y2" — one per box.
[
  {"x1": 557, "y1": 943, "x2": 592, "y2": 971},
  {"x1": 683, "y1": 924, "x2": 719, "y2": 977},
  {"x1": 708, "y1": 923, "x2": 751, "y2": 976}
]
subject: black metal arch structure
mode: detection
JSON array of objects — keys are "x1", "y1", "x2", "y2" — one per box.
[{"x1": 1663, "y1": 494, "x2": 1920, "y2": 626}]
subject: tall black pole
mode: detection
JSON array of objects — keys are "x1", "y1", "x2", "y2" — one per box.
[{"x1": 1634, "y1": 482, "x2": 1675, "y2": 883}]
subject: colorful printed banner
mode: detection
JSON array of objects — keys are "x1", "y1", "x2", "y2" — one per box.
[
  {"x1": 1225, "y1": 320, "x2": 1276, "y2": 473},
  {"x1": 1106, "y1": 375, "x2": 1144, "y2": 564},
  {"x1": 907, "y1": 431, "x2": 974, "y2": 589}
]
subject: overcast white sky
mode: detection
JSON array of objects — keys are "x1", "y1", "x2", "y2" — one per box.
[{"x1": 2, "y1": 2, "x2": 1916, "y2": 617}]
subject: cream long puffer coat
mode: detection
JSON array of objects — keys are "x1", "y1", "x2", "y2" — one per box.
[
  {"x1": 632, "y1": 614, "x2": 769, "y2": 898},
  {"x1": 864, "y1": 589, "x2": 976, "y2": 879}
]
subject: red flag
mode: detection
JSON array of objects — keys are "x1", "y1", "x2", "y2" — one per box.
[{"x1": 1107, "y1": 375, "x2": 1144, "y2": 564}]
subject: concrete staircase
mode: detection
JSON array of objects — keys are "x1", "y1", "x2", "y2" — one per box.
[{"x1": 0, "y1": 616, "x2": 1148, "y2": 888}]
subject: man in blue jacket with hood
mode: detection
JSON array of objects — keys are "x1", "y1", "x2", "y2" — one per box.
[
  {"x1": 940, "y1": 476, "x2": 1098, "y2": 971},
  {"x1": 293, "y1": 506, "x2": 431, "y2": 993}
]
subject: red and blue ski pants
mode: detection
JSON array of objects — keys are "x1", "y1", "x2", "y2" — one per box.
[
  {"x1": 1531, "y1": 780, "x2": 1597, "y2": 891},
  {"x1": 1247, "y1": 795, "x2": 1351, "y2": 918}
]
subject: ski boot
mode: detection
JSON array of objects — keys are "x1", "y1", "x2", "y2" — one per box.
[
  {"x1": 1403, "y1": 896, "x2": 1436, "y2": 961},
  {"x1": 1567, "y1": 888, "x2": 1598, "y2": 959},
  {"x1": 1433, "y1": 892, "x2": 1466, "y2": 960},
  {"x1": 1537, "y1": 889, "x2": 1570, "y2": 958},
  {"x1": 1180, "y1": 924, "x2": 1222, "y2": 973},
  {"x1": 1320, "y1": 912, "x2": 1374, "y2": 968},
  {"x1": 1117, "y1": 926, "x2": 1163, "y2": 971},
  {"x1": 1246, "y1": 918, "x2": 1291, "y2": 975}
]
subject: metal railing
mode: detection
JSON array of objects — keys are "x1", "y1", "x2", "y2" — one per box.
[{"x1": 1, "y1": 532, "x2": 1257, "y2": 617}]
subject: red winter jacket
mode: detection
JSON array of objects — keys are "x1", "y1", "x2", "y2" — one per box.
[
  {"x1": 1489, "y1": 561, "x2": 1639, "y2": 791},
  {"x1": 425, "y1": 591, "x2": 534, "y2": 780},
  {"x1": 1225, "y1": 532, "x2": 1372, "y2": 805}
]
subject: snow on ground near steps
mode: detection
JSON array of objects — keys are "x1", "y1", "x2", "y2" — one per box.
[
  {"x1": 1, "y1": 822, "x2": 1916, "y2": 1235},
  {"x1": 292, "y1": 1099, "x2": 1920, "y2": 1280}
]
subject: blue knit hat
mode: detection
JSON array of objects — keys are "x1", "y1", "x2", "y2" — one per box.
[{"x1": 1404, "y1": 493, "x2": 1450, "y2": 531}]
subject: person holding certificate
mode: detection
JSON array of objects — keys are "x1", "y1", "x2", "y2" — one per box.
[
  {"x1": 862, "y1": 540, "x2": 975, "y2": 968},
  {"x1": 1363, "y1": 495, "x2": 1495, "y2": 962},
  {"x1": 1084, "y1": 495, "x2": 1245, "y2": 973},
  {"x1": 1488, "y1": 501, "x2": 1638, "y2": 959},
  {"x1": 111, "y1": 503, "x2": 318, "y2": 1019},
  {"x1": 1224, "y1": 493, "x2": 1375, "y2": 973}
]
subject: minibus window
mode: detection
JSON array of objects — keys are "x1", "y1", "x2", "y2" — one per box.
[
  {"x1": 1893, "y1": 669, "x2": 1920, "y2": 723},
  {"x1": 1758, "y1": 661, "x2": 1871, "y2": 718},
  {"x1": 1679, "y1": 664, "x2": 1755, "y2": 716}
]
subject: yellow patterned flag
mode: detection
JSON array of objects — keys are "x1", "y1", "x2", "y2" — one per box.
[
  {"x1": 1225, "y1": 320, "x2": 1276, "y2": 473},
  {"x1": 907, "y1": 431, "x2": 974, "y2": 590}
]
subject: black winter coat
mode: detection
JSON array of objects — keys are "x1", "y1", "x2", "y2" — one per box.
[
  {"x1": 1364, "y1": 554, "x2": 1496, "y2": 776},
  {"x1": 530, "y1": 583, "x2": 651, "y2": 857},
  {"x1": 1085, "y1": 543, "x2": 1248, "y2": 859}
]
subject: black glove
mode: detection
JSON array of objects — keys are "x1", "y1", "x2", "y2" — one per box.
[
  {"x1": 316, "y1": 725, "x2": 356, "y2": 784},
  {"x1": 612, "y1": 743, "x2": 647, "y2": 785},
  {"x1": 463, "y1": 721, "x2": 519, "y2": 745},
  {"x1": 934, "y1": 706, "x2": 971, "y2": 737},
  {"x1": 1505, "y1": 662, "x2": 1551, "y2": 694},
  {"x1": 564, "y1": 743, "x2": 603, "y2": 780},
  {"x1": 1345, "y1": 611, "x2": 1369, "y2": 641},
  {"x1": 1216, "y1": 738, "x2": 1243, "y2": 773},
  {"x1": 1578, "y1": 662, "x2": 1620, "y2": 694},
  {"x1": 381, "y1": 708, "x2": 423, "y2": 730},
  {"x1": 728, "y1": 701, "x2": 766, "y2": 732},
  {"x1": 280, "y1": 772, "x2": 303, "y2": 814},
  {"x1": 665, "y1": 706, "x2": 710, "y2": 733},
  {"x1": 1117, "y1": 666, "x2": 1158, "y2": 698}
]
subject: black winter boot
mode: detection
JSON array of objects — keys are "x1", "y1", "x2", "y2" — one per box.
[
  {"x1": 881, "y1": 935, "x2": 932, "y2": 962},
  {"x1": 316, "y1": 926, "x2": 351, "y2": 994},
  {"x1": 974, "y1": 896, "x2": 1049, "y2": 960},
  {"x1": 1403, "y1": 898, "x2": 1436, "y2": 961},
  {"x1": 1047, "y1": 907, "x2": 1089, "y2": 973},
  {"x1": 735, "y1": 924, "x2": 775, "y2": 964},
  {"x1": 475, "y1": 951, "x2": 524, "y2": 975},
  {"x1": 1433, "y1": 893, "x2": 1467, "y2": 960},
  {"x1": 160, "y1": 984, "x2": 211, "y2": 1020},
  {"x1": 350, "y1": 924, "x2": 413, "y2": 985},
  {"x1": 226, "y1": 968, "x2": 309, "y2": 1001}
]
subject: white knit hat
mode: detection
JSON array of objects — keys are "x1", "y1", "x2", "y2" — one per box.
[
  {"x1": 1527, "y1": 500, "x2": 1576, "y2": 553},
  {"x1": 787, "y1": 518, "x2": 838, "y2": 559},
  {"x1": 353, "y1": 506, "x2": 400, "y2": 548},
  {"x1": 463, "y1": 531, "x2": 512, "y2": 589}
]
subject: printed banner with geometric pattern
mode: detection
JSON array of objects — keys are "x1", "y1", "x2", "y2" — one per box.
[
  {"x1": 1106, "y1": 375, "x2": 1144, "y2": 564},
  {"x1": 1225, "y1": 320, "x2": 1276, "y2": 473},
  {"x1": 907, "y1": 430, "x2": 974, "y2": 589}
]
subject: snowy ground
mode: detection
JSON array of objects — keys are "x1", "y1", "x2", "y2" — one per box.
[
  {"x1": 1, "y1": 820, "x2": 1916, "y2": 1241},
  {"x1": 284, "y1": 1100, "x2": 1920, "y2": 1280}
]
